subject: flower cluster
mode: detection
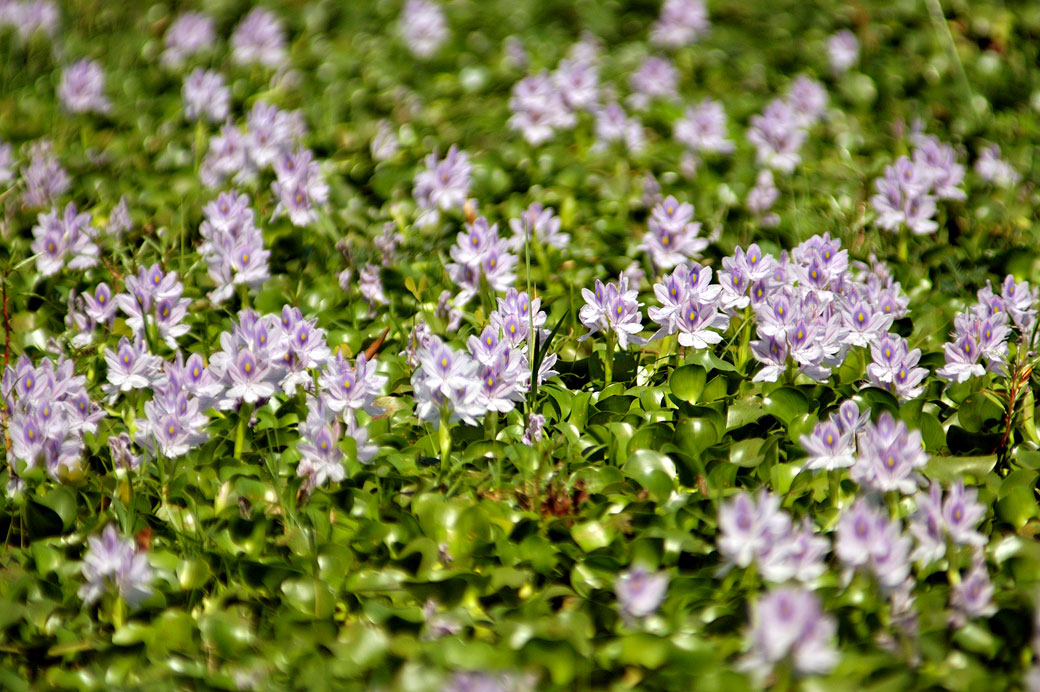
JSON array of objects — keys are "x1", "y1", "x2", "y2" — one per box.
[
  {"x1": 799, "y1": 399, "x2": 868, "y2": 471},
  {"x1": 909, "y1": 480, "x2": 986, "y2": 564},
  {"x1": 648, "y1": 263, "x2": 729, "y2": 349},
  {"x1": 850, "y1": 412, "x2": 928, "y2": 495},
  {"x1": 5, "y1": 354, "x2": 103, "y2": 490},
  {"x1": 871, "y1": 133, "x2": 965, "y2": 235},
  {"x1": 937, "y1": 275, "x2": 1037, "y2": 382},
  {"x1": 399, "y1": 0, "x2": 448, "y2": 59},
  {"x1": 508, "y1": 203, "x2": 568, "y2": 250},
  {"x1": 136, "y1": 356, "x2": 211, "y2": 459},
  {"x1": 975, "y1": 145, "x2": 1020, "y2": 188},
  {"x1": 0, "y1": 1, "x2": 59, "y2": 41},
  {"x1": 21, "y1": 139, "x2": 70, "y2": 208},
  {"x1": 230, "y1": 7, "x2": 287, "y2": 69},
  {"x1": 58, "y1": 58, "x2": 110, "y2": 115},
  {"x1": 836, "y1": 498, "x2": 912, "y2": 588},
  {"x1": 746, "y1": 75, "x2": 827, "y2": 174},
  {"x1": 413, "y1": 145, "x2": 472, "y2": 227},
  {"x1": 79, "y1": 525, "x2": 153, "y2": 608},
  {"x1": 614, "y1": 565, "x2": 668, "y2": 622},
  {"x1": 866, "y1": 333, "x2": 928, "y2": 400},
  {"x1": 114, "y1": 264, "x2": 192, "y2": 349},
  {"x1": 445, "y1": 216, "x2": 518, "y2": 303},
  {"x1": 198, "y1": 190, "x2": 271, "y2": 303},
  {"x1": 31, "y1": 202, "x2": 99, "y2": 277},
  {"x1": 674, "y1": 98, "x2": 734, "y2": 160},
  {"x1": 718, "y1": 490, "x2": 829, "y2": 584},
  {"x1": 580, "y1": 274, "x2": 646, "y2": 349},
  {"x1": 161, "y1": 11, "x2": 216, "y2": 69},
  {"x1": 650, "y1": 0, "x2": 709, "y2": 48},
  {"x1": 638, "y1": 195, "x2": 709, "y2": 270},
  {"x1": 182, "y1": 69, "x2": 229, "y2": 123},
  {"x1": 827, "y1": 30, "x2": 859, "y2": 74},
  {"x1": 508, "y1": 45, "x2": 599, "y2": 146},
  {"x1": 740, "y1": 587, "x2": 838, "y2": 681}
]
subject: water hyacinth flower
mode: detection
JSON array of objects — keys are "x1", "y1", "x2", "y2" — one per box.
[
  {"x1": 639, "y1": 196, "x2": 709, "y2": 270},
  {"x1": 740, "y1": 587, "x2": 838, "y2": 681},
  {"x1": 747, "y1": 98, "x2": 806, "y2": 173},
  {"x1": 413, "y1": 145, "x2": 472, "y2": 227},
  {"x1": 444, "y1": 671, "x2": 535, "y2": 692},
  {"x1": 102, "y1": 337, "x2": 162, "y2": 403},
  {"x1": 411, "y1": 336, "x2": 486, "y2": 426},
  {"x1": 950, "y1": 552, "x2": 996, "y2": 623},
  {"x1": 786, "y1": 75, "x2": 828, "y2": 127},
  {"x1": 137, "y1": 382, "x2": 209, "y2": 459},
  {"x1": 30, "y1": 202, "x2": 100, "y2": 277},
  {"x1": 628, "y1": 56, "x2": 678, "y2": 110},
  {"x1": 800, "y1": 418, "x2": 855, "y2": 471},
  {"x1": 521, "y1": 413, "x2": 545, "y2": 445},
  {"x1": 975, "y1": 145, "x2": 1020, "y2": 188},
  {"x1": 209, "y1": 310, "x2": 287, "y2": 409},
  {"x1": 865, "y1": 333, "x2": 928, "y2": 400},
  {"x1": 21, "y1": 139, "x2": 69, "y2": 208},
  {"x1": 272, "y1": 147, "x2": 329, "y2": 227},
  {"x1": 400, "y1": 0, "x2": 448, "y2": 59},
  {"x1": 488, "y1": 288, "x2": 547, "y2": 348},
  {"x1": 199, "y1": 190, "x2": 271, "y2": 303},
  {"x1": 509, "y1": 202, "x2": 568, "y2": 250},
  {"x1": 615, "y1": 565, "x2": 668, "y2": 622},
  {"x1": 871, "y1": 134, "x2": 965, "y2": 235},
  {"x1": 161, "y1": 11, "x2": 216, "y2": 69},
  {"x1": 508, "y1": 71, "x2": 574, "y2": 146},
  {"x1": 592, "y1": 101, "x2": 646, "y2": 153},
  {"x1": 553, "y1": 56, "x2": 599, "y2": 111},
  {"x1": 994, "y1": 274, "x2": 1038, "y2": 334},
  {"x1": 318, "y1": 352, "x2": 387, "y2": 420},
  {"x1": 674, "y1": 98, "x2": 734, "y2": 155},
  {"x1": 58, "y1": 58, "x2": 111, "y2": 114},
  {"x1": 108, "y1": 196, "x2": 132, "y2": 235},
  {"x1": 200, "y1": 123, "x2": 253, "y2": 188},
  {"x1": 0, "y1": 140, "x2": 13, "y2": 184},
  {"x1": 827, "y1": 30, "x2": 859, "y2": 74},
  {"x1": 851, "y1": 412, "x2": 928, "y2": 495},
  {"x1": 836, "y1": 498, "x2": 912, "y2": 588},
  {"x1": 247, "y1": 102, "x2": 304, "y2": 169},
  {"x1": 936, "y1": 309, "x2": 1003, "y2": 383},
  {"x1": 579, "y1": 275, "x2": 646, "y2": 349},
  {"x1": 296, "y1": 397, "x2": 348, "y2": 495},
  {"x1": 650, "y1": 0, "x2": 709, "y2": 48},
  {"x1": 446, "y1": 216, "x2": 517, "y2": 302},
  {"x1": 230, "y1": 7, "x2": 287, "y2": 69},
  {"x1": 108, "y1": 431, "x2": 141, "y2": 472},
  {"x1": 79, "y1": 525, "x2": 153, "y2": 608},
  {"x1": 182, "y1": 69, "x2": 229, "y2": 123}
]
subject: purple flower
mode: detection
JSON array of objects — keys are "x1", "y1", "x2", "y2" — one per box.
[
  {"x1": 0, "y1": 140, "x2": 13, "y2": 184},
  {"x1": 400, "y1": 0, "x2": 448, "y2": 59},
  {"x1": 1000, "y1": 275, "x2": 1038, "y2": 334},
  {"x1": 411, "y1": 337, "x2": 486, "y2": 426},
  {"x1": 522, "y1": 413, "x2": 545, "y2": 445},
  {"x1": 615, "y1": 565, "x2": 668, "y2": 621},
  {"x1": 413, "y1": 145, "x2": 472, "y2": 227},
  {"x1": 296, "y1": 396, "x2": 348, "y2": 494},
  {"x1": 272, "y1": 147, "x2": 328, "y2": 227},
  {"x1": 444, "y1": 671, "x2": 535, "y2": 692},
  {"x1": 182, "y1": 69, "x2": 229, "y2": 123},
  {"x1": 509, "y1": 203, "x2": 568, "y2": 250},
  {"x1": 230, "y1": 7, "x2": 287, "y2": 69},
  {"x1": 579, "y1": 275, "x2": 646, "y2": 349},
  {"x1": 912, "y1": 134, "x2": 966, "y2": 201},
  {"x1": 138, "y1": 383, "x2": 209, "y2": 459},
  {"x1": 209, "y1": 311, "x2": 287, "y2": 409},
  {"x1": 103, "y1": 337, "x2": 161, "y2": 403},
  {"x1": 951, "y1": 552, "x2": 996, "y2": 622},
  {"x1": 800, "y1": 418, "x2": 855, "y2": 471},
  {"x1": 108, "y1": 196, "x2": 132, "y2": 236},
  {"x1": 592, "y1": 102, "x2": 645, "y2": 153},
  {"x1": 58, "y1": 59, "x2": 110, "y2": 114},
  {"x1": 628, "y1": 56, "x2": 678, "y2": 109},
  {"x1": 786, "y1": 75, "x2": 828, "y2": 127},
  {"x1": 200, "y1": 123, "x2": 253, "y2": 188},
  {"x1": 936, "y1": 312, "x2": 991, "y2": 383},
  {"x1": 319, "y1": 352, "x2": 387, "y2": 419},
  {"x1": 446, "y1": 217, "x2": 517, "y2": 302},
  {"x1": 717, "y1": 490, "x2": 790, "y2": 569},
  {"x1": 79, "y1": 525, "x2": 153, "y2": 608},
  {"x1": 161, "y1": 11, "x2": 216, "y2": 69},
  {"x1": 747, "y1": 168, "x2": 779, "y2": 216},
  {"x1": 489, "y1": 288, "x2": 546, "y2": 348},
  {"x1": 975, "y1": 145, "x2": 1020, "y2": 188},
  {"x1": 248, "y1": 102, "x2": 300, "y2": 168},
  {"x1": 909, "y1": 482, "x2": 946, "y2": 565},
  {"x1": 942, "y1": 480, "x2": 987, "y2": 548},
  {"x1": 740, "y1": 587, "x2": 838, "y2": 681},
  {"x1": 473, "y1": 342, "x2": 526, "y2": 414},
  {"x1": 108, "y1": 432, "x2": 141, "y2": 472},
  {"x1": 827, "y1": 30, "x2": 859, "y2": 74},
  {"x1": 851, "y1": 412, "x2": 928, "y2": 495},
  {"x1": 865, "y1": 333, "x2": 928, "y2": 401},
  {"x1": 674, "y1": 98, "x2": 733, "y2": 155},
  {"x1": 650, "y1": 0, "x2": 709, "y2": 48},
  {"x1": 747, "y1": 99, "x2": 806, "y2": 173},
  {"x1": 553, "y1": 57, "x2": 599, "y2": 111},
  {"x1": 639, "y1": 196, "x2": 708, "y2": 269},
  {"x1": 508, "y1": 71, "x2": 574, "y2": 146},
  {"x1": 836, "y1": 498, "x2": 911, "y2": 588},
  {"x1": 30, "y1": 202, "x2": 99, "y2": 276},
  {"x1": 199, "y1": 191, "x2": 270, "y2": 303}
]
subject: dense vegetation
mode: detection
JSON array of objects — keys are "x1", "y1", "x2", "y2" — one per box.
[{"x1": 2, "y1": 0, "x2": 1040, "y2": 689}]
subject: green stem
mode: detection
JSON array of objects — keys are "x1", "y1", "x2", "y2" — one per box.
[
  {"x1": 603, "y1": 334, "x2": 615, "y2": 388},
  {"x1": 438, "y1": 408, "x2": 452, "y2": 483},
  {"x1": 234, "y1": 403, "x2": 253, "y2": 461}
]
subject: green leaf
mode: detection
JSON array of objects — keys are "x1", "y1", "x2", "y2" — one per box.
[
  {"x1": 729, "y1": 438, "x2": 765, "y2": 467},
  {"x1": 762, "y1": 386, "x2": 811, "y2": 424},
  {"x1": 670, "y1": 365, "x2": 707, "y2": 404},
  {"x1": 570, "y1": 521, "x2": 614, "y2": 552},
  {"x1": 623, "y1": 450, "x2": 677, "y2": 502}
]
